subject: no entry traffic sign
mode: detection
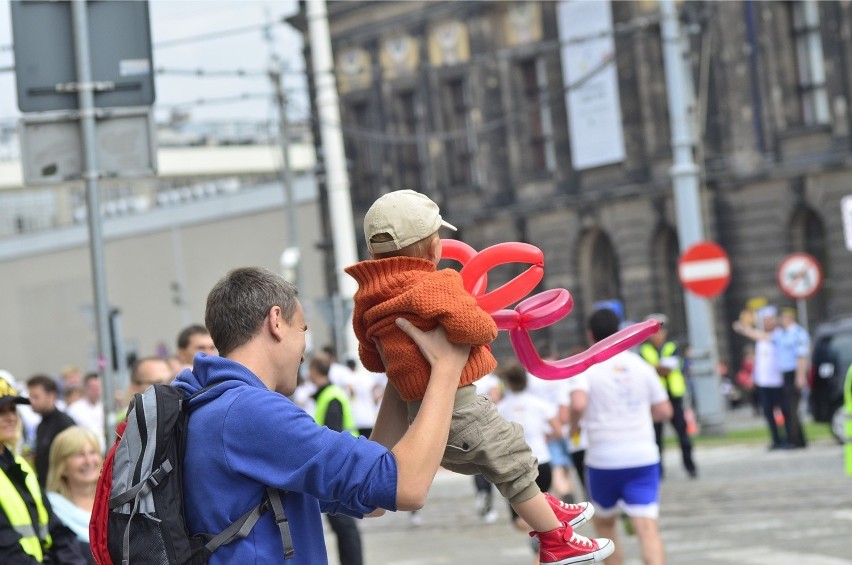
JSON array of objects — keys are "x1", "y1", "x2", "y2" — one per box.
[
  {"x1": 777, "y1": 253, "x2": 823, "y2": 299},
  {"x1": 678, "y1": 242, "x2": 731, "y2": 298}
]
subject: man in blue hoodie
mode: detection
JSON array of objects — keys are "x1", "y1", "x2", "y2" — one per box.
[{"x1": 173, "y1": 266, "x2": 471, "y2": 564}]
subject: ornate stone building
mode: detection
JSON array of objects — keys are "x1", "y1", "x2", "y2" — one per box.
[{"x1": 292, "y1": 0, "x2": 851, "y2": 365}]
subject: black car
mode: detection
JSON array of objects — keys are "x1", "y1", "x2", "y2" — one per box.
[{"x1": 809, "y1": 317, "x2": 852, "y2": 443}]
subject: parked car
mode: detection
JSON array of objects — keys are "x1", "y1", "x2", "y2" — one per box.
[{"x1": 809, "y1": 317, "x2": 852, "y2": 443}]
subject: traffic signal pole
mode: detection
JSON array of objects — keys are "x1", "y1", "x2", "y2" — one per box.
[{"x1": 660, "y1": 0, "x2": 725, "y2": 432}]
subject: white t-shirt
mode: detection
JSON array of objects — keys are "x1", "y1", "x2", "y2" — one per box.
[
  {"x1": 497, "y1": 390, "x2": 557, "y2": 464},
  {"x1": 567, "y1": 350, "x2": 668, "y2": 470},
  {"x1": 525, "y1": 372, "x2": 569, "y2": 412},
  {"x1": 346, "y1": 368, "x2": 386, "y2": 429},
  {"x1": 328, "y1": 362, "x2": 351, "y2": 387},
  {"x1": 752, "y1": 338, "x2": 783, "y2": 388},
  {"x1": 66, "y1": 398, "x2": 106, "y2": 452},
  {"x1": 473, "y1": 373, "x2": 502, "y2": 401}
]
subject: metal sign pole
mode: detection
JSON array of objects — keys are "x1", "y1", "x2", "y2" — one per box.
[
  {"x1": 661, "y1": 0, "x2": 724, "y2": 432},
  {"x1": 71, "y1": 0, "x2": 116, "y2": 442},
  {"x1": 796, "y1": 298, "x2": 809, "y2": 333}
]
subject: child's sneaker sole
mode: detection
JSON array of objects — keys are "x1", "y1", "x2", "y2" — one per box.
[
  {"x1": 541, "y1": 538, "x2": 615, "y2": 565},
  {"x1": 566, "y1": 502, "x2": 594, "y2": 529}
]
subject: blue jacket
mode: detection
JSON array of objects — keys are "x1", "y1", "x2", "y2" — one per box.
[{"x1": 173, "y1": 354, "x2": 397, "y2": 564}]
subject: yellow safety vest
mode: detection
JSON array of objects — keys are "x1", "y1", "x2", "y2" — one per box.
[
  {"x1": 640, "y1": 341, "x2": 687, "y2": 398},
  {"x1": 845, "y1": 365, "x2": 852, "y2": 476},
  {"x1": 314, "y1": 385, "x2": 359, "y2": 437},
  {"x1": 0, "y1": 454, "x2": 52, "y2": 561}
]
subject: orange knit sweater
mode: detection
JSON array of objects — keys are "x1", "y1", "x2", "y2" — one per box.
[{"x1": 345, "y1": 256, "x2": 498, "y2": 402}]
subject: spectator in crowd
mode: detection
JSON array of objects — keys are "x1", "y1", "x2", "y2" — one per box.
[
  {"x1": 175, "y1": 324, "x2": 217, "y2": 372},
  {"x1": 569, "y1": 309, "x2": 672, "y2": 565},
  {"x1": 0, "y1": 378, "x2": 88, "y2": 564},
  {"x1": 114, "y1": 357, "x2": 176, "y2": 425},
  {"x1": 639, "y1": 314, "x2": 698, "y2": 479},
  {"x1": 26, "y1": 375, "x2": 76, "y2": 487},
  {"x1": 733, "y1": 306, "x2": 794, "y2": 449},
  {"x1": 307, "y1": 354, "x2": 364, "y2": 565},
  {"x1": 321, "y1": 345, "x2": 352, "y2": 387},
  {"x1": 775, "y1": 307, "x2": 810, "y2": 448},
  {"x1": 45, "y1": 426, "x2": 102, "y2": 564},
  {"x1": 58, "y1": 366, "x2": 84, "y2": 409},
  {"x1": 66, "y1": 373, "x2": 105, "y2": 453},
  {"x1": 130, "y1": 357, "x2": 173, "y2": 389}
]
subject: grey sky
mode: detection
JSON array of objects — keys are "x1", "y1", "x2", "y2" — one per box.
[{"x1": 0, "y1": 0, "x2": 304, "y2": 125}]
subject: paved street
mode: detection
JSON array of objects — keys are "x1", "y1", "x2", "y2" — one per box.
[{"x1": 324, "y1": 413, "x2": 852, "y2": 565}]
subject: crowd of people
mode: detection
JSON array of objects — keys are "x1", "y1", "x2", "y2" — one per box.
[
  {"x1": 0, "y1": 188, "x2": 818, "y2": 565},
  {"x1": 0, "y1": 322, "x2": 223, "y2": 564}
]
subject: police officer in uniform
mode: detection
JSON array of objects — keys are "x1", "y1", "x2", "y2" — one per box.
[
  {"x1": 640, "y1": 314, "x2": 698, "y2": 479},
  {"x1": 0, "y1": 376, "x2": 87, "y2": 564}
]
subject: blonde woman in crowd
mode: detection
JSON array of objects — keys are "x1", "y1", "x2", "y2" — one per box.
[{"x1": 46, "y1": 426, "x2": 102, "y2": 563}]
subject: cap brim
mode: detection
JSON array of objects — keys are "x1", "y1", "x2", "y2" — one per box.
[
  {"x1": 441, "y1": 220, "x2": 457, "y2": 232},
  {"x1": 0, "y1": 396, "x2": 29, "y2": 408}
]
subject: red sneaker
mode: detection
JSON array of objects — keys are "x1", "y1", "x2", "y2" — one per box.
[
  {"x1": 534, "y1": 522, "x2": 614, "y2": 565},
  {"x1": 545, "y1": 493, "x2": 595, "y2": 528}
]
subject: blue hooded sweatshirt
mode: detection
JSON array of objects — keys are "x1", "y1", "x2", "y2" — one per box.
[{"x1": 173, "y1": 354, "x2": 398, "y2": 564}]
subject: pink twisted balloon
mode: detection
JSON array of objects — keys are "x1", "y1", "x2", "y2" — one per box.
[{"x1": 440, "y1": 239, "x2": 661, "y2": 380}]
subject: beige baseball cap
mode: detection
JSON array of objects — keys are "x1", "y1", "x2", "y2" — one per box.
[{"x1": 364, "y1": 190, "x2": 457, "y2": 254}]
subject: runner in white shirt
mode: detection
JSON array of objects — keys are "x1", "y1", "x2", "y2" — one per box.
[
  {"x1": 497, "y1": 364, "x2": 561, "y2": 533},
  {"x1": 569, "y1": 308, "x2": 672, "y2": 565},
  {"x1": 497, "y1": 363, "x2": 567, "y2": 561}
]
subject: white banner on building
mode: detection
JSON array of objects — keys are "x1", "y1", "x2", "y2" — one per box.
[{"x1": 558, "y1": 0, "x2": 626, "y2": 170}]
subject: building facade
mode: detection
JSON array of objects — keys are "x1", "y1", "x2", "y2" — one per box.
[
  {"x1": 293, "y1": 0, "x2": 851, "y2": 367},
  {"x1": 0, "y1": 142, "x2": 333, "y2": 379}
]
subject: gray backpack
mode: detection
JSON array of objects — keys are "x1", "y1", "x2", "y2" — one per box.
[{"x1": 102, "y1": 384, "x2": 294, "y2": 564}]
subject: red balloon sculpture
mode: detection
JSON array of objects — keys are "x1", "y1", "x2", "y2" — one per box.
[{"x1": 441, "y1": 239, "x2": 661, "y2": 380}]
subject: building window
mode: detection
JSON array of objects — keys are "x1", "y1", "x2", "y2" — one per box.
[
  {"x1": 442, "y1": 78, "x2": 472, "y2": 187},
  {"x1": 791, "y1": 0, "x2": 829, "y2": 125},
  {"x1": 578, "y1": 229, "x2": 621, "y2": 318},
  {"x1": 515, "y1": 57, "x2": 555, "y2": 175},
  {"x1": 344, "y1": 100, "x2": 374, "y2": 203},
  {"x1": 393, "y1": 90, "x2": 422, "y2": 190}
]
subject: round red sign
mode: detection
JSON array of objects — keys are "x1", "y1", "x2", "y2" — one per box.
[{"x1": 678, "y1": 241, "x2": 731, "y2": 298}]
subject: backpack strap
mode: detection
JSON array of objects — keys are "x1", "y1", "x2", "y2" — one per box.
[
  {"x1": 185, "y1": 384, "x2": 295, "y2": 560},
  {"x1": 266, "y1": 487, "x2": 294, "y2": 560},
  {"x1": 108, "y1": 460, "x2": 173, "y2": 509},
  {"x1": 202, "y1": 488, "x2": 293, "y2": 560}
]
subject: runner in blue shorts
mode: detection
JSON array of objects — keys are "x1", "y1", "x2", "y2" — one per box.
[{"x1": 568, "y1": 309, "x2": 674, "y2": 564}]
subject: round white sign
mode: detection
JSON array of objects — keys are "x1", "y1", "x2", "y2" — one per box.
[{"x1": 777, "y1": 253, "x2": 823, "y2": 299}]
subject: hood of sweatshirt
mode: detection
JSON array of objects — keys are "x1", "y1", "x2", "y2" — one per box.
[{"x1": 173, "y1": 352, "x2": 268, "y2": 409}]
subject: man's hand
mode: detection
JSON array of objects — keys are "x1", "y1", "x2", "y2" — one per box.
[{"x1": 394, "y1": 318, "x2": 471, "y2": 379}]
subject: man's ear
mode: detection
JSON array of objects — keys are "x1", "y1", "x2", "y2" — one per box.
[{"x1": 269, "y1": 306, "x2": 284, "y2": 340}]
